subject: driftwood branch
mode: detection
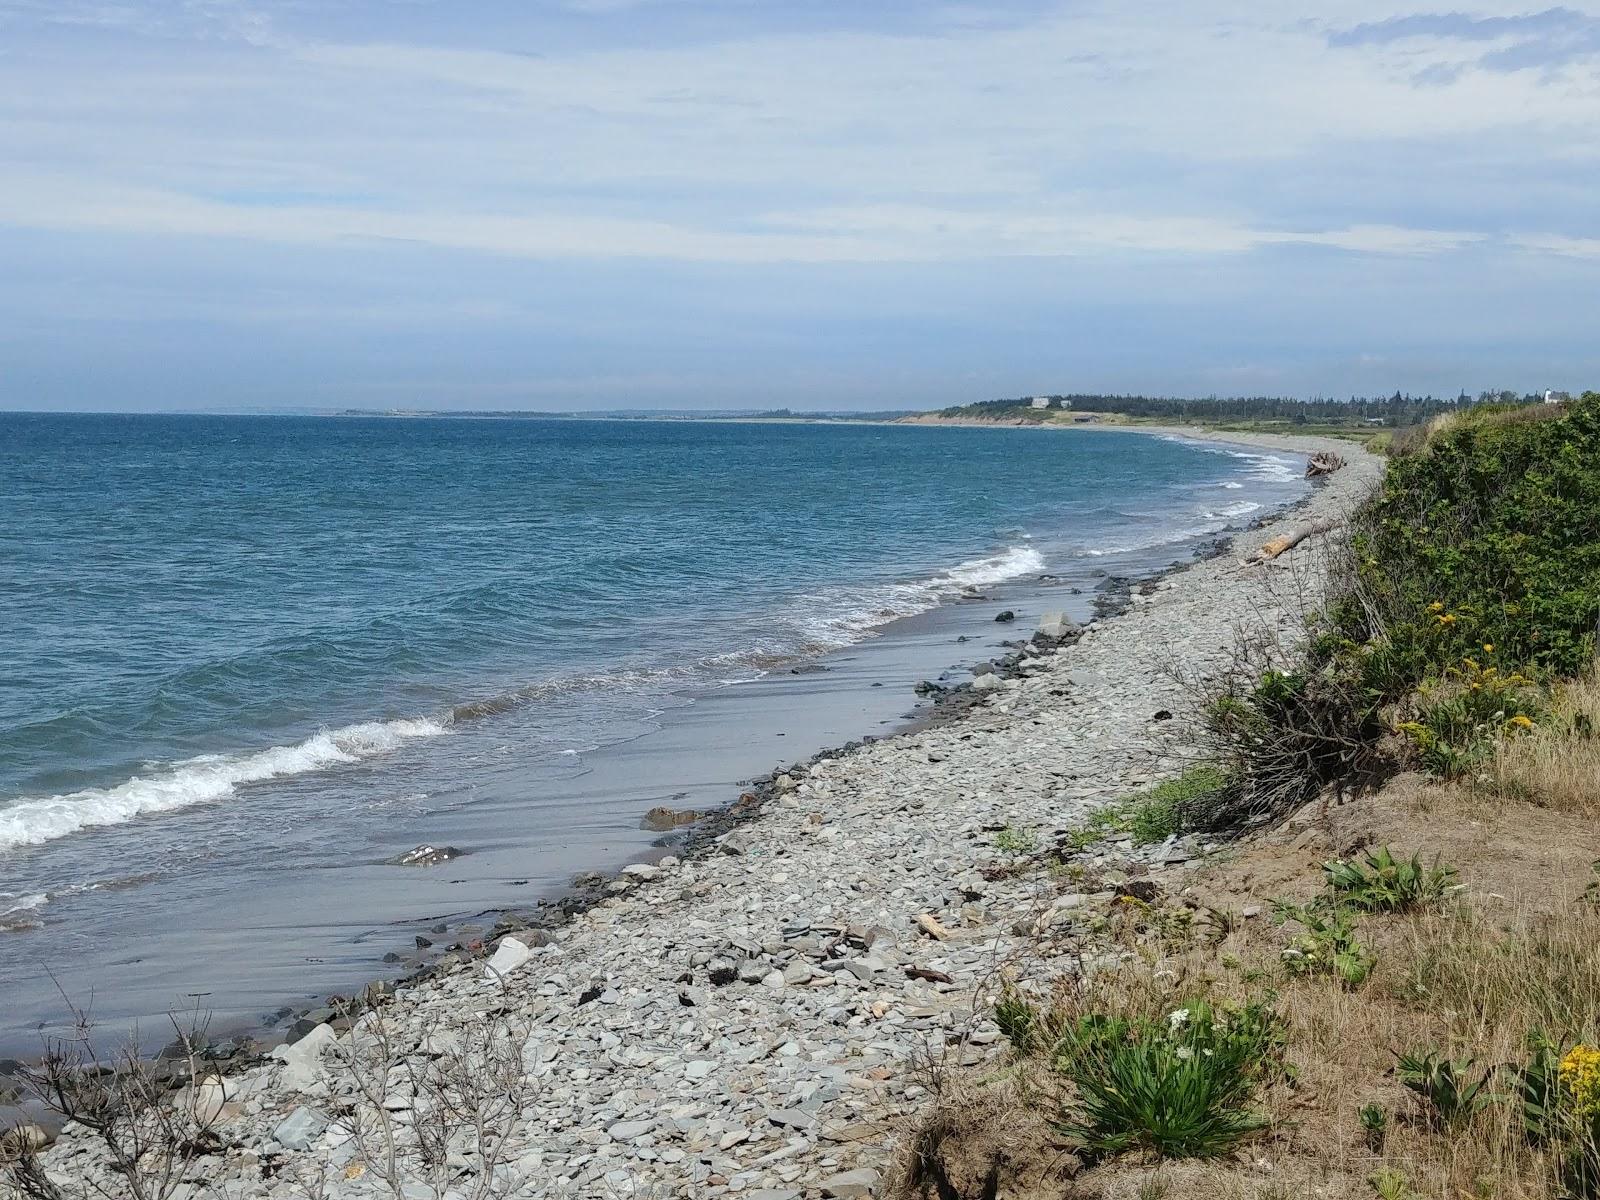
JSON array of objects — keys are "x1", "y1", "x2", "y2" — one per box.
[
  {"x1": 1243, "y1": 519, "x2": 1340, "y2": 564},
  {"x1": 1305, "y1": 451, "x2": 1346, "y2": 477}
]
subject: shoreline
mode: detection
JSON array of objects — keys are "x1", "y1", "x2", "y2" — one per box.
[
  {"x1": 15, "y1": 428, "x2": 1388, "y2": 1196},
  {"x1": 0, "y1": 421, "x2": 1303, "y2": 1061}
]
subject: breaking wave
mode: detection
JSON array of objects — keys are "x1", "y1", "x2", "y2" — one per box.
[{"x1": 0, "y1": 718, "x2": 448, "y2": 853}]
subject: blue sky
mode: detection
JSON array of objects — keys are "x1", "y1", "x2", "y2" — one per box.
[{"x1": 1, "y1": 1, "x2": 1597, "y2": 411}]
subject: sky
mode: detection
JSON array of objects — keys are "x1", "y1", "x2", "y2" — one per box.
[{"x1": 0, "y1": 1, "x2": 1597, "y2": 411}]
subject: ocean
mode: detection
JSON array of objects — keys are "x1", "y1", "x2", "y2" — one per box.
[{"x1": 0, "y1": 414, "x2": 1304, "y2": 1049}]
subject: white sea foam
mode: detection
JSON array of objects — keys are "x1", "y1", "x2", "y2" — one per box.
[
  {"x1": 941, "y1": 545, "x2": 1046, "y2": 589},
  {"x1": 0, "y1": 718, "x2": 448, "y2": 853},
  {"x1": 0, "y1": 891, "x2": 49, "y2": 930},
  {"x1": 0, "y1": 892, "x2": 47, "y2": 917},
  {"x1": 1222, "y1": 449, "x2": 1299, "y2": 483},
  {"x1": 1204, "y1": 500, "x2": 1263, "y2": 520},
  {"x1": 1220, "y1": 481, "x2": 1245, "y2": 490},
  {"x1": 790, "y1": 545, "x2": 1047, "y2": 648}
]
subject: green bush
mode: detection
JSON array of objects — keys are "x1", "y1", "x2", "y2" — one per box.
[
  {"x1": 1396, "y1": 657, "x2": 1543, "y2": 777},
  {"x1": 1201, "y1": 395, "x2": 1600, "y2": 815},
  {"x1": 1053, "y1": 999, "x2": 1287, "y2": 1160},
  {"x1": 1344, "y1": 398, "x2": 1600, "y2": 682},
  {"x1": 1359, "y1": 1102, "x2": 1388, "y2": 1151},
  {"x1": 1323, "y1": 847, "x2": 1458, "y2": 913}
]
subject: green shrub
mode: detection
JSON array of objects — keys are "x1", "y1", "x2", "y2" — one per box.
[
  {"x1": 1197, "y1": 394, "x2": 1600, "y2": 819},
  {"x1": 1397, "y1": 657, "x2": 1543, "y2": 777},
  {"x1": 1396, "y1": 1050, "x2": 1498, "y2": 1128},
  {"x1": 1324, "y1": 847, "x2": 1459, "y2": 913},
  {"x1": 1053, "y1": 999, "x2": 1287, "y2": 1160},
  {"x1": 1343, "y1": 397, "x2": 1600, "y2": 682},
  {"x1": 1273, "y1": 900, "x2": 1376, "y2": 988}
]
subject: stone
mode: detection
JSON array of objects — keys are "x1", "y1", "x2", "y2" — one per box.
[
  {"x1": 640, "y1": 805, "x2": 699, "y2": 832},
  {"x1": 607, "y1": 1119, "x2": 655, "y2": 1142},
  {"x1": 270, "y1": 1023, "x2": 337, "y2": 1091},
  {"x1": 820, "y1": 1167, "x2": 881, "y2": 1198},
  {"x1": 1036, "y1": 611, "x2": 1082, "y2": 640},
  {"x1": 993, "y1": 610, "x2": 1016, "y2": 622},
  {"x1": 971, "y1": 673, "x2": 1004, "y2": 692},
  {"x1": 274, "y1": 1106, "x2": 330, "y2": 1151}
]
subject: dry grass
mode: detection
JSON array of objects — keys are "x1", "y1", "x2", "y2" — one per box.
[
  {"x1": 890, "y1": 778, "x2": 1600, "y2": 1199},
  {"x1": 1493, "y1": 665, "x2": 1600, "y2": 814}
]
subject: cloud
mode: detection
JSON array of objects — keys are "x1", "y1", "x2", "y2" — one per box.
[
  {"x1": 1327, "y1": 6, "x2": 1600, "y2": 71},
  {"x1": 0, "y1": 0, "x2": 1596, "y2": 405}
]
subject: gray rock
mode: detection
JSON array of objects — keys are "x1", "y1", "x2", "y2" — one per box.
[
  {"x1": 820, "y1": 1168, "x2": 881, "y2": 1198},
  {"x1": 274, "y1": 1106, "x2": 329, "y2": 1151}
]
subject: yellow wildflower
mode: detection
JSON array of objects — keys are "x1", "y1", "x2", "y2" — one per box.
[
  {"x1": 1436, "y1": 613, "x2": 1457, "y2": 626},
  {"x1": 1561, "y1": 1045, "x2": 1600, "y2": 1119},
  {"x1": 1483, "y1": 643, "x2": 1494, "y2": 653},
  {"x1": 1428, "y1": 601, "x2": 1445, "y2": 613},
  {"x1": 1505, "y1": 714, "x2": 1535, "y2": 732}
]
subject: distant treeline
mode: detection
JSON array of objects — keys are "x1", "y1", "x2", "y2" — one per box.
[{"x1": 940, "y1": 391, "x2": 1554, "y2": 426}]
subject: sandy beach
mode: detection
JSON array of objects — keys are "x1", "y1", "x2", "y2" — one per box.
[{"x1": 22, "y1": 429, "x2": 1381, "y2": 1199}]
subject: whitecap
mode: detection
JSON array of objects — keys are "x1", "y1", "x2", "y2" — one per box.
[{"x1": 0, "y1": 717, "x2": 449, "y2": 853}]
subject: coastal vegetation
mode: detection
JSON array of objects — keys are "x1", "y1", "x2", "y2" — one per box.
[
  {"x1": 928, "y1": 389, "x2": 1553, "y2": 434},
  {"x1": 894, "y1": 395, "x2": 1600, "y2": 1198}
]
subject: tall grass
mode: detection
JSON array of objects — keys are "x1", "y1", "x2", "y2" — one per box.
[{"x1": 1494, "y1": 664, "x2": 1600, "y2": 814}]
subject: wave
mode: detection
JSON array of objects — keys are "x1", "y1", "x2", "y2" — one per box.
[
  {"x1": 0, "y1": 718, "x2": 448, "y2": 853},
  {"x1": 786, "y1": 545, "x2": 1045, "y2": 647},
  {"x1": 0, "y1": 892, "x2": 47, "y2": 930},
  {"x1": 1203, "y1": 500, "x2": 1263, "y2": 519},
  {"x1": 0, "y1": 545, "x2": 1046, "y2": 855},
  {"x1": 1159, "y1": 435, "x2": 1302, "y2": 485}
]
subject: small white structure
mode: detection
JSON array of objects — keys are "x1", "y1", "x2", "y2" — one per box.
[
  {"x1": 1545, "y1": 390, "x2": 1571, "y2": 405},
  {"x1": 1030, "y1": 396, "x2": 1051, "y2": 409}
]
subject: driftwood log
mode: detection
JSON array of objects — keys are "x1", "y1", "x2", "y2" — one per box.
[
  {"x1": 1243, "y1": 519, "x2": 1340, "y2": 563},
  {"x1": 1305, "y1": 451, "x2": 1346, "y2": 477}
]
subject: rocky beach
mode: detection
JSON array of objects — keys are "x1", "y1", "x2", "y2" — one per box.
[{"x1": 15, "y1": 431, "x2": 1382, "y2": 1200}]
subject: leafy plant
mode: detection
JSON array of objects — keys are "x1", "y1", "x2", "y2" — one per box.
[
  {"x1": 1396, "y1": 1050, "x2": 1498, "y2": 1128},
  {"x1": 1369, "y1": 1168, "x2": 1417, "y2": 1200},
  {"x1": 1195, "y1": 396, "x2": 1600, "y2": 823},
  {"x1": 1324, "y1": 847, "x2": 1459, "y2": 913},
  {"x1": 1358, "y1": 1102, "x2": 1388, "y2": 1152},
  {"x1": 1398, "y1": 657, "x2": 1543, "y2": 777},
  {"x1": 1557, "y1": 1044, "x2": 1600, "y2": 1198},
  {"x1": 994, "y1": 986, "x2": 1037, "y2": 1055},
  {"x1": 1053, "y1": 999, "x2": 1287, "y2": 1160},
  {"x1": 1516, "y1": 1030, "x2": 1562, "y2": 1145},
  {"x1": 1274, "y1": 900, "x2": 1376, "y2": 987},
  {"x1": 992, "y1": 825, "x2": 1038, "y2": 856},
  {"x1": 1059, "y1": 765, "x2": 1233, "y2": 850}
]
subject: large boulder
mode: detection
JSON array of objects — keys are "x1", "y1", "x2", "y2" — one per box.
[{"x1": 1036, "y1": 611, "x2": 1082, "y2": 641}]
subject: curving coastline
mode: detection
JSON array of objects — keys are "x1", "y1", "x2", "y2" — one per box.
[{"x1": 17, "y1": 429, "x2": 1381, "y2": 1199}]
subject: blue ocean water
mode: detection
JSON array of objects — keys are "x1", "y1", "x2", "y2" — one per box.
[{"x1": 0, "y1": 415, "x2": 1302, "y2": 1029}]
